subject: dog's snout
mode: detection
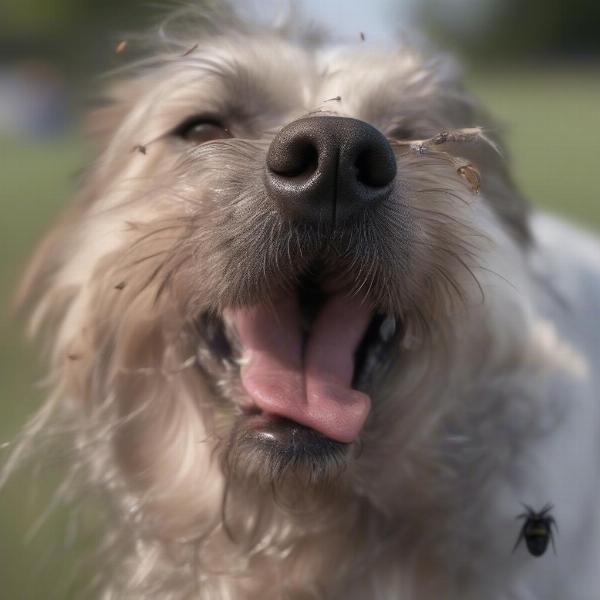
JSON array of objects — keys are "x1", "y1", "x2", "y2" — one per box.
[{"x1": 265, "y1": 116, "x2": 396, "y2": 224}]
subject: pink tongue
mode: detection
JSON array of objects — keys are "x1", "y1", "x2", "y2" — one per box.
[{"x1": 228, "y1": 293, "x2": 372, "y2": 443}]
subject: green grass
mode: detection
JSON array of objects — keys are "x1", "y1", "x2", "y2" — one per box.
[
  {"x1": 0, "y1": 68, "x2": 599, "y2": 598},
  {"x1": 0, "y1": 134, "x2": 92, "y2": 599},
  {"x1": 471, "y1": 67, "x2": 600, "y2": 228},
  {"x1": 0, "y1": 133, "x2": 86, "y2": 437}
]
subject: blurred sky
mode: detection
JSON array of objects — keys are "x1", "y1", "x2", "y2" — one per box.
[{"x1": 300, "y1": 0, "x2": 406, "y2": 42}]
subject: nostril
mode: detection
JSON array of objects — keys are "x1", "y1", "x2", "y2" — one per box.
[
  {"x1": 268, "y1": 139, "x2": 319, "y2": 179},
  {"x1": 354, "y1": 147, "x2": 396, "y2": 188},
  {"x1": 287, "y1": 142, "x2": 318, "y2": 178},
  {"x1": 355, "y1": 151, "x2": 378, "y2": 187}
]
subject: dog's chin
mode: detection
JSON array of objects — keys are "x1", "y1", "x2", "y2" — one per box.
[{"x1": 225, "y1": 413, "x2": 350, "y2": 488}]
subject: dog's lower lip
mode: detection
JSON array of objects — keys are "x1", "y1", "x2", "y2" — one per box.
[{"x1": 242, "y1": 413, "x2": 348, "y2": 453}]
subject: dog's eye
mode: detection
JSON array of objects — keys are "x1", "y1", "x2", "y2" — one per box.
[{"x1": 173, "y1": 117, "x2": 232, "y2": 144}]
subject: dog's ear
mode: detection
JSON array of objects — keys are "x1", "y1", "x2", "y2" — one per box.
[
  {"x1": 15, "y1": 78, "x2": 145, "y2": 322},
  {"x1": 16, "y1": 75, "x2": 150, "y2": 332}
]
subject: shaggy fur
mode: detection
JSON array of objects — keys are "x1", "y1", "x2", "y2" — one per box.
[{"x1": 5, "y1": 4, "x2": 600, "y2": 599}]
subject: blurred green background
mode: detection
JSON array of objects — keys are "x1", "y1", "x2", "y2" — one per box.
[{"x1": 0, "y1": 0, "x2": 599, "y2": 597}]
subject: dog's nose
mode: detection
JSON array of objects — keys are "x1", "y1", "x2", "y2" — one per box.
[{"x1": 265, "y1": 116, "x2": 396, "y2": 224}]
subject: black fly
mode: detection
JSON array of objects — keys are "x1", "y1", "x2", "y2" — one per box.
[{"x1": 513, "y1": 503, "x2": 557, "y2": 557}]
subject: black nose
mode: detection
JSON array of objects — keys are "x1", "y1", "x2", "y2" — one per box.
[{"x1": 265, "y1": 116, "x2": 396, "y2": 224}]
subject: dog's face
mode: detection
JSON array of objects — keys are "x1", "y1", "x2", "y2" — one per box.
[{"x1": 22, "y1": 12, "x2": 528, "y2": 539}]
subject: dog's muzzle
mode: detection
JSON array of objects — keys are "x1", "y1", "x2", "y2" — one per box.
[
  {"x1": 265, "y1": 116, "x2": 397, "y2": 224},
  {"x1": 219, "y1": 118, "x2": 400, "y2": 447}
]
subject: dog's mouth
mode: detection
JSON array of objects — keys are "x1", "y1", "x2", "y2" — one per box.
[{"x1": 197, "y1": 270, "x2": 400, "y2": 446}]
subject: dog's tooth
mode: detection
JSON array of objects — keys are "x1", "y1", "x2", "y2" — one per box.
[{"x1": 379, "y1": 315, "x2": 396, "y2": 342}]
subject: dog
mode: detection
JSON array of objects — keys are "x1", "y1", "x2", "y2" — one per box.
[{"x1": 7, "y1": 4, "x2": 600, "y2": 599}]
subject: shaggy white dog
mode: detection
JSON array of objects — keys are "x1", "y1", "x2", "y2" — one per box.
[{"x1": 5, "y1": 4, "x2": 600, "y2": 599}]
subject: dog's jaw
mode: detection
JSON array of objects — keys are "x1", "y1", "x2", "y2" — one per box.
[{"x1": 191, "y1": 256, "x2": 406, "y2": 487}]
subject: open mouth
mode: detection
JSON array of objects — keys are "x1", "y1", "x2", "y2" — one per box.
[{"x1": 197, "y1": 270, "x2": 400, "y2": 445}]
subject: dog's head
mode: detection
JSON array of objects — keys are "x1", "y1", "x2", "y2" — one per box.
[{"x1": 20, "y1": 6, "x2": 529, "y2": 537}]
